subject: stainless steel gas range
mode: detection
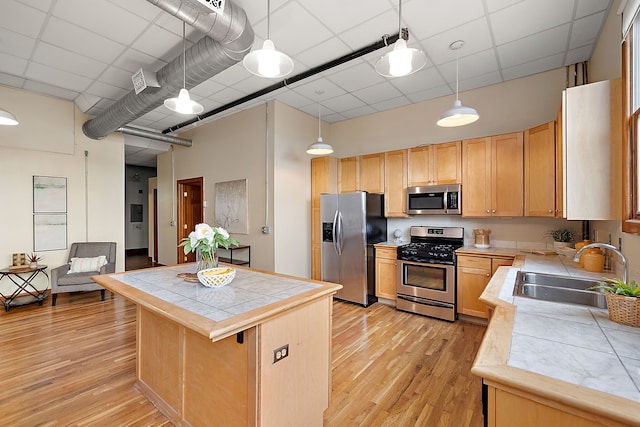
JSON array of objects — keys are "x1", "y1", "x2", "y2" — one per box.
[{"x1": 396, "y1": 226, "x2": 464, "y2": 321}]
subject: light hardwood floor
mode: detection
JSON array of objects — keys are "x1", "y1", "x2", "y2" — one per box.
[{"x1": 0, "y1": 292, "x2": 485, "y2": 426}]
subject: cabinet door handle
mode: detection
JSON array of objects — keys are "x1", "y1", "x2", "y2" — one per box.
[
  {"x1": 486, "y1": 273, "x2": 490, "y2": 277},
  {"x1": 486, "y1": 209, "x2": 490, "y2": 213},
  {"x1": 548, "y1": 209, "x2": 553, "y2": 213},
  {"x1": 492, "y1": 209, "x2": 496, "y2": 213}
]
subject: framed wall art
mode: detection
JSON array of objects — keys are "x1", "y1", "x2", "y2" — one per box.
[
  {"x1": 214, "y1": 179, "x2": 248, "y2": 234},
  {"x1": 33, "y1": 175, "x2": 67, "y2": 213}
]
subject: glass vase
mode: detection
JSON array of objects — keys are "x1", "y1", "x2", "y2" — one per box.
[{"x1": 195, "y1": 249, "x2": 218, "y2": 272}]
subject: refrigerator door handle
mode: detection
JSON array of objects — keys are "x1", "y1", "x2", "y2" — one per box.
[
  {"x1": 336, "y1": 211, "x2": 344, "y2": 255},
  {"x1": 332, "y1": 210, "x2": 340, "y2": 255}
]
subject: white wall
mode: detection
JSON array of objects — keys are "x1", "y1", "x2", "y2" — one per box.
[{"x1": 0, "y1": 85, "x2": 125, "y2": 295}]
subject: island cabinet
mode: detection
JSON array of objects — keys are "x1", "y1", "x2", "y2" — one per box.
[
  {"x1": 384, "y1": 150, "x2": 408, "y2": 217},
  {"x1": 311, "y1": 156, "x2": 338, "y2": 280},
  {"x1": 93, "y1": 266, "x2": 341, "y2": 427},
  {"x1": 456, "y1": 254, "x2": 513, "y2": 319},
  {"x1": 462, "y1": 133, "x2": 524, "y2": 217},
  {"x1": 374, "y1": 244, "x2": 398, "y2": 300},
  {"x1": 407, "y1": 141, "x2": 462, "y2": 186},
  {"x1": 524, "y1": 121, "x2": 558, "y2": 217}
]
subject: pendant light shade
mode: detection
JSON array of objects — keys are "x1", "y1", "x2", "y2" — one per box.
[
  {"x1": 164, "y1": 22, "x2": 204, "y2": 115},
  {"x1": 437, "y1": 40, "x2": 479, "y2": 127},
  {"x1": 375, "y1": 0, "x2": 426, "y2": 78},
  {"x1": 0, "y1": 108, "x2": 19, "y2": 125},
  {"x1": 243, "y1": 0, "x2": 293, "y2": 78},
  {"x1": 307, "y1": 91, "x2": 333, "y2": 155}
]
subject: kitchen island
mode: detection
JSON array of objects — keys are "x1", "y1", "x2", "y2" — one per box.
[
  {"x1": 472, "y1": 254, "x2": 640, "y2": 426},
  {"x1": 92, "y1": 263, "x2": 341, "y2": 427}
]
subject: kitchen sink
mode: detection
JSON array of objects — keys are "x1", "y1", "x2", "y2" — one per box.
[{"x1": 513, "y1": 271, "x2": 607, "y2": 308}]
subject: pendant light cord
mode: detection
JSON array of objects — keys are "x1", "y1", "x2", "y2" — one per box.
[
  {"x1": 182, "y1": 21, "x2": 186, "y2": 90},
  {"x1": 318, "y1": 100, "x2": 321, "y2": 138},
  {"x1": 455, "y1": 47, "x2": 459, "y2": 102},
  {"x1": 398, "y1": 0, "x2": 402, "y2": 33},
  {"x1": 267, "y1": 0, "x2": 271, "y2": 39}
]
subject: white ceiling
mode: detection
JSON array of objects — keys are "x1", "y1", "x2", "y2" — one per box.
[{"x1": 1, "y1": 0, "x2": 614, "y2": 167}]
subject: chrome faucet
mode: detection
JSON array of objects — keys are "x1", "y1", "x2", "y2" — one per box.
[{"x1": 574, "y1": 243, "x2": 628, "y2": 284}]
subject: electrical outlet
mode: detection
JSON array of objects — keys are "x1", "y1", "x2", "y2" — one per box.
[
  {"x1": 261, "y1": 226, "x2": 270, "y2": 234},
  {"x1": 273, "y1": 344, "x2": 289, "y2": 364}
]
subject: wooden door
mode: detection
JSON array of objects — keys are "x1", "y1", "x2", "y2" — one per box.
[
  {"x1": 525, "y1": 122, "x2": 556, "y2": 217},
  {"x1": 432, "y1": 141, "x2": 462, "y2": 184},
  {"x1": 492, "y1": 132, "x2": 524, "y2": 217},
  {"x1": 177, "y1": 177, "x2": 204, "y2": 263},
  {"x1": 407, "y1": 146, "x2": 433, "y2": 186},
  {"x1": 462, "y1": 137, "x2": 492, "y2": 216},
  {"x1": 359, "y1": 153, "x2": 385, "y2": 193},
  {"x1": 338, "y1": 157, "x2": 358, "y2": 193},
  {"x1": 384, "y1": 150, "x2": 407, "y2": 217}
]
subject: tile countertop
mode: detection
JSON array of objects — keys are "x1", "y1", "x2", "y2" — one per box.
[{"x1": 473, "y1": 253, "x2": 640, "y2": 425}]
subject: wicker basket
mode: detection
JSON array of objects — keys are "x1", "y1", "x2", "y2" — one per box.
[
  {"x1": 197, "y1": 267, "x2": 235, "y2": 288},
  {"x1": 605, "y1": 292, "x2": 640, "y2": 327}
]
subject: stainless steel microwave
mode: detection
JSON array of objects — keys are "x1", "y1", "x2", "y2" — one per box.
[{"x1": 406, "y1": 184, "x2": 461, "y2": 215}]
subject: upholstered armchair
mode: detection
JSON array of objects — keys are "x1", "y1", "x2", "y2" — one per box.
[{"x1": 50, "y1": 242, "x2": 117, "y2": 305}]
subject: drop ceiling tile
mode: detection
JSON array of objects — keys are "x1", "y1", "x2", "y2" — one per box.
[
  {"x1": 189, "y1": 78, "x2": 227, "y2": 98},
  {"x1": 337, "y1": 10, "x2": 398, "y2": 51},
  {"x1": 53, "y1": 0, "x2": 148, "y2": 45},
  {"x1": 326, "y1": 61, "x2": 386, "y2": 92},
  {"x1": 323, "y1": 112, "x2": 347, "y2": 123},
  {"x1": 41, "y1": 17, "x2": 126, "y2": 63},
  {"x1": 485, "y1": 0, "x2": 526, "y2": 13},
  {"x1": 272, "y1": 89, "x2": 315, "y2": 109},
  {"x1": 0, "y1": 72, "x2": 26, "y2": 87},
  {"x1": 501, "y1": 52, "x2": 565, "y2": 80},
  {"x1": 100, "y1": 66, "x2": 137, "y2": 90},
  {"x1": 497, "y1": 24, "x2": 570, "y2": 68},
  {"x1": 575, "y1": 0, "x2": 611, "y2": 19},
  {"x1": 341, "y1": 104, "x2": 377, "y2": 119},
  {"x1": 322, "y1": 92, "x2": 366, "y2": 112},
  {"x1": 0, "y1": 0, "x2": 47, "y2": 38},
  {"x1": 267, "y1": 2, "x2": 333, "y2": 57},
  {"x1": 107, "y1": 0, "x2": 164, "y2": 22},
  {"x1": 420, "y1": 18, "x2": 494, "y2": 66},
  {"x1": 403, "y1": 0, "x2": 486, "y2": 41},
  {"x1": 569, "y1": 11, "x2": 607, "y2": 49},
  {"x1": 389, "y1": 66, "x2": 448, "y2": 94},
  {"x1": 288, "y1": 76, "x2": 347, "y2": 101},
  {"x1": 406, "y1": 84, "x2": 452, "y2": 103},
  {"x1": 294, "y1": 36, "x2": 353, "y2": 69},
  {"x1": 33, "y1": 43, "x2": 108, "y2": 79},
  {"x1": 206, "y1": 86, "x2": 247, "y2": 104},
  {"x1": 352, "y1": 81, "x2": 402, "y2": 105},
  {"x1": 371, "y1": 95, "x2": 412, "y2": 112},
  {"x1": 457, "y1": 71, "x2": 503, "y2": 92},
  {"x1": 18, "y1": 0, "x2": 53, "y2": 12},
  {"x1": 564, "y1": 45, "x2": 593, "y2": 66},
  {"x1": 74, "y1": 93, "x2": 102, "y2": 113},
  {"x1": 0, "y1": 53, "x2": 28, "y2": 76},
  {"x1": 113, "y1": 49, "x2": 167, "y2": 74},
  {"x1": 300, "y1": 0, "x2": 390, "y2": 35},
  {"x1": 23, "y1": 79, "x2": 78, "y2": 100},
  {"x1": 490, "y1": 0, "x2": 574, "y2": 45},
  {"x1": 438, "y1": 49, "x2": 500, "y2": 83},
  {"x1": 86, "y1": 80, "x2": 129, "y2": 100},
  {"x1": 213, "y1": 63, "x2": 253, "y2": 87},
  {"x1": 132, "y1": 25, "x2": 183, "y2": 61},
  {"x1": 0, "y1": 27, "x2": 36, "y2": 58},
  {"x1": 26, "y1": 62, "x2": 93, "y2": 92}
]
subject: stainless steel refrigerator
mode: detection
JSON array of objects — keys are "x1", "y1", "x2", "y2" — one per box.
[{"x1": 320, "y1": 192, "x2": 387, "y2": 307}]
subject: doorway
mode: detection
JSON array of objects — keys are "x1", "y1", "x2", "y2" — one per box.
[{"x1": 177, "y1": 177, "x2": 204, "y2": 263}]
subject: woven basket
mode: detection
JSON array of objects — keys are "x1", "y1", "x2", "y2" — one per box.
[
  {"x1": 197, "y1": 267, "x2": 235, "y2": 288},
  {"x1": 605, "y1": 292, "x2": 640, "y2": 327}
]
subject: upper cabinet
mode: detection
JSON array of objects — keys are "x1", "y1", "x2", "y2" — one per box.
[
  {"x1": 524, "y1": 121, "x2": 558, "y2": 217},
  {"x1": 359, "y1": 153, "x2": 385, "y2": 193},
  {"x1": 385, "y1": 150, "x2": 408, "y2": 217},
  {"x1": 338, "y1": 156, "x2": 358, "y2": 193},
  {"x1": 462, "y1": 133, "x2": 524, "y2": 217},
  {"x1": 408, "y1": 141, "x2": 461, "y2": 186},
  {"x1": 562, "y1": 79, "x2": 622, "y2": 220}
]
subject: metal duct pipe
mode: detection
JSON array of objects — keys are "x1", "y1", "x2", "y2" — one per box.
[
  {"x1": 82, "y1": 0, "x2": 254, "y2": 140},
  {"x1": 117, "y1": 126, "x2": 192, "y2": 147}
]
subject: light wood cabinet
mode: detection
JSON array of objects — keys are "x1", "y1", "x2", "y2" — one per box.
[
  {"x1": 462, "y1": 133, "x2": 523, "y2": 217},
  {"x1": 384, "y1": 150, "x2": 408, "y2": 217},
  {"x1": 311, "y1": 157, "x2": 337, "y2": 280},
  {"x1": 555, "y1": 107, "x2": 564, "y2": 218},
  {"x1": 524, "y1": 121, "x2": 557, "y2": 217},
  {"x1": 338, "y1": 156, "x2": 358, "y2": 193},
  {"x1": 407, "y1": 141, "x2": 461, "y2": 186},
  {"x1": 457, "y1": 254, "x2": 513, "y2": 319},
  {"x1": 359, "y1": 153, "x2": 385, "y2": 193},
  {"x1": 375, "y1": 245, "x2": 398, "y2": 300}
]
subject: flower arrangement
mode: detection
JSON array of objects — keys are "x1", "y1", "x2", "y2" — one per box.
[{"x1": 179, "y1": 223, "x2": 238, "y2": 270}]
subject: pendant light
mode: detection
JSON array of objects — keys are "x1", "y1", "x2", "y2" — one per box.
[
  {"x1": 307, "y1": 91, "x2": 333, "y2": 155},
  {"x1": 437, "y1": 40, "x2": 479, "y2": 127},
  {"x1": 375, "y1": 0, "x2": 426, "y2": 78},
  {"x1": 0, "y1": 108, "x2": 19, "y2": 125},
  {"x1": 164, "y1": 22, "x2": 204, "y2": 115},
  {"x1": 243, "y1": 0, "x2": 293, "y2": 79}
]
